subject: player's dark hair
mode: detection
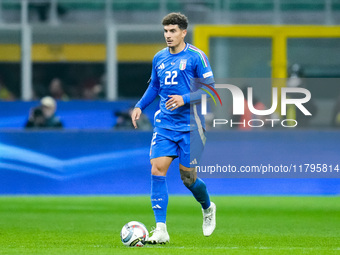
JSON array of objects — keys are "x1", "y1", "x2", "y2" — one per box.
[{"x1": 162, "y1": 12, "x2": 188, "y2": 30}]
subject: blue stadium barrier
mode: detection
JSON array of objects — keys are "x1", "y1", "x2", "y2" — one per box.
[
  {"x1": 0, "y1": 100, "x2": 159, "y2": 129},
  {"x1": 0, "y1": 130, "x2": 339, "y2": 195}
]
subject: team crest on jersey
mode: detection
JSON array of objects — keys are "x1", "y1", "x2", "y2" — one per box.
[{"x1": 179, "y1": 59, "x2": 187, "y2": 70}]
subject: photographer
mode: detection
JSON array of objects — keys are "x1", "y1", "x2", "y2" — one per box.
[{"x1": 25, "y1": 96, "x2": 63, "y2": 129}]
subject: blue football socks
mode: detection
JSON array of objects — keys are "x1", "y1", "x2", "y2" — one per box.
[
  {"x1": 151, "y1": 175, "x2": 168, "y2": 223},
  {"x1": 188, "y1": 178, "x2": 211, "y2": 210}
]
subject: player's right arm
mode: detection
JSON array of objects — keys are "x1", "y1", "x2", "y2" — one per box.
[
  {"x1": 131, "y1": 56, "x2": 160, "y2": 129},
  {"x1": 131, "y1": 107, "x2": 142, "y2": 129}
]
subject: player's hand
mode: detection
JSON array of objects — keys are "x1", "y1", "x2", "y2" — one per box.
[
  {"x1": 166, "y1": 95, "x2": 184, "y2": 111},
  {"x1": 131, "y1": 107, "x2": 142, "y2": 129}
]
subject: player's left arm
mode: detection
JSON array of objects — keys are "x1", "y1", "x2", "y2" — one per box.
[
  {"x1": 165, "y1": 76, "x2": 214, "y2": 110},
  {"x1": 183, "y1": 77, "x2": 215, "y2": 104},
  {"x1": 182, "y1": 51, "x2": 215, "y2": 105},
  {"x1": 166, "y1": 50, "x2": 215, "y2": 111}
]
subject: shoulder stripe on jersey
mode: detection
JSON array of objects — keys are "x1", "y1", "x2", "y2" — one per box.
[
  {"x1": 188, "y1": 45, "x2": 208, "y2": 68},
  {"x1": 183, "y1": 44, "x2": 189, "y2": 51}
]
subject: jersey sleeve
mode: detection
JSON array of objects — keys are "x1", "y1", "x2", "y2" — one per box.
[
  {"x1": 149, "y1": 55, "x2": 160, "y2": 89},
  {"x1": 135, "y1": 56, "x2": 160, "y2": 110},
  {"x1": 182, "y1": 50, "x2": 215, "y2": 104},
  {"x1": 195, "y1": 51, "x2": 214, "y2": 80}
]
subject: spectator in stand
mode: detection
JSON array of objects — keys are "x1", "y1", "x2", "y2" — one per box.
[
  {"x1": 48, "y1": 78, "x2": 69, "y2": 100},
  {"x1": 82, "y1": 83, "x2": 105, "y2": 100},
  {"x1": 25, "y1": 96, "x2": 63, "y2": 129},
  {"x1": 30, "y1": 2, "x2": 67, "y2": 22}
]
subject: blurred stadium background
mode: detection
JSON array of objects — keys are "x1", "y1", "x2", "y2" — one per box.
[{"x1": 0, "y1": 0, "x2": 340, "y2": 195}]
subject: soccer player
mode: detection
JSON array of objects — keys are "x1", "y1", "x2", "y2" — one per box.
[{"x1": 131, "y1": 12, "x2": 216, "y2": 244}]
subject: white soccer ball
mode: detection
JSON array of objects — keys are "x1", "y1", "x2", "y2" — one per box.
[{"x1": 120, "y1": 221, "x2": 149, "y2": 247}]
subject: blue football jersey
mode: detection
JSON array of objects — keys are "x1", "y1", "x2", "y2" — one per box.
[{"x1": 137, "y1": 43, "x2": 214, "y2": 132}]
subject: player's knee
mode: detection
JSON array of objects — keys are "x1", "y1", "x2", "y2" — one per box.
[
  {"x1": 180, "y1": 169, "x2": 197, "y2": 188},
  {"x1": 151, "y1": 161, "x2": 166, "y2": 176}
]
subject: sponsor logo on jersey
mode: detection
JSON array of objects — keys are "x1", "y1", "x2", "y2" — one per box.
[
  {"x1": 179, "y1": 59, "x2": 187, "y2": 70},
  {"x1": 158, "y1": 63, "x2": 165, "y2": 69},
  {"x1": 203, "y1": 71, "x2": 213, "y2": 78}
]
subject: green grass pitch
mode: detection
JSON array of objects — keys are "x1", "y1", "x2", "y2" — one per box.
[{"x1": 0, "y1": 196, "x2": 339, "y2": 255}]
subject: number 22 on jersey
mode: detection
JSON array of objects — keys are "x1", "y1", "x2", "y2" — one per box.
[{"x1": 164, "y1": 71, "x2": 178, "y2": 85}]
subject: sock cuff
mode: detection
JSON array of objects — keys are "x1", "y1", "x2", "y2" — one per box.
[
  {"x1": 151, "y1": 175, "x2": 166, "y2": 181},
  {"x1": 189, "y1": 177, "x2": 202, "y2": 189}
]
